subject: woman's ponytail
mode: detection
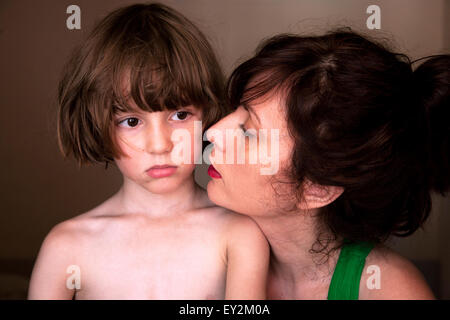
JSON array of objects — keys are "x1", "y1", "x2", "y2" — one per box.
[{"x1": 413, "y1": 55, "x2": 450, "y2": 195}]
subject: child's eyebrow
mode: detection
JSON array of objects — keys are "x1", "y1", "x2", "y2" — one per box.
[
  {"x1": 242, "y1": 102, "x2": 261, "y2": 125},
  {"x1": 180, "y1": 105, "x2": 200, "y2": 112},
  {"x1": 112, "y1": 101, "x2": 142, "y2": 114}
]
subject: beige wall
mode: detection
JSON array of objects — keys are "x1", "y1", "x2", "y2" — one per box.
[{"x1": 0, "y1": 0, "x2": 449, "y2": 297}]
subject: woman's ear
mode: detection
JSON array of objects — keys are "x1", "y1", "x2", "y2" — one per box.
[{"x1": 297, "y1": 180, "x2": 344, "y2": 210}]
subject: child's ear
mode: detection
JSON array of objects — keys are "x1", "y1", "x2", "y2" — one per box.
[{"x1": 296, "y1": 180, "x2": 344, "y2": 210}]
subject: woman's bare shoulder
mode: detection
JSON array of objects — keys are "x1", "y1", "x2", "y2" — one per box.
[{"x1": 359, "y1": 244, "x2": 435, "y2": 299}]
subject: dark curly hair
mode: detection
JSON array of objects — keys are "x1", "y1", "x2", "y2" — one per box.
[{"x1": 228, "y1": 28, "x2": 450, "y2": 254}]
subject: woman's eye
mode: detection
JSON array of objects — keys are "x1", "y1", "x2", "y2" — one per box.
[
  {"x1": 171, "y1": 111, "x2": 191, "y2": 121},
  {"x1": 118, "y1": 117, "x2": 140, "y2": 128}
]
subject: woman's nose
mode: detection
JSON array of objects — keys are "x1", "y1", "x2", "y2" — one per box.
[{"x1": 206, "y1": 108, "x2": 244, "y2": 149}]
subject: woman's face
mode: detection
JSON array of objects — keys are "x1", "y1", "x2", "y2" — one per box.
[{"x1": 206, "y1": 93, "x2": 296, "y2": 217}]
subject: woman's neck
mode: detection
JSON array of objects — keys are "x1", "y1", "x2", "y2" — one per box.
[{"x1": 252, "y1": 210, "x2": 341, "y2": 284}]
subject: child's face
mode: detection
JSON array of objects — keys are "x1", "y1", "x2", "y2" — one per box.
[{"x1": 113, "y1": 101, "x2": 202, "y2": 195}]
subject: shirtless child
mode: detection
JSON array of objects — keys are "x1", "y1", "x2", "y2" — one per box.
[{"x1": 28, "y1": 3, "x2": 269, "y2": 299}]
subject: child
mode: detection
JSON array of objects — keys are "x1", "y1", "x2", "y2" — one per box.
[{"x1": 28, "y1": 3, "x2": 269, "y2": 300}]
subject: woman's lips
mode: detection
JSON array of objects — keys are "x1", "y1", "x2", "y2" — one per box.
[
  {"x1": 208, "y1": 165, "x2": 222, "y2": 179},
  {"x1": 146, "y1": 165, "x2": 177, "y2": 178}
]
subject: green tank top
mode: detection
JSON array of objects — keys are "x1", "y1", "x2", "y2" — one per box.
[{"x1": 327, "y1": 240, "x2": 375, "y2": 300}]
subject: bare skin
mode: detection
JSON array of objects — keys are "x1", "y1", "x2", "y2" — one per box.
[
  {"x1": 28, "y1": 182, "x2": 268, "y2": 299},
  {"x1": 260, "y1": 212, "x2": 435, "y2": 300},
  {"x1": 28, "y1": 106, "x2": 269, "y2": 300}
]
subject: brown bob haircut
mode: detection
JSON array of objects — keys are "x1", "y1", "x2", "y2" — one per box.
[
  {"x1": 57, "y1": 3, "x2": 228, "y2": 165},
  {"x1": 228, "y1": 28, "x2": 449, "y2": 253}
]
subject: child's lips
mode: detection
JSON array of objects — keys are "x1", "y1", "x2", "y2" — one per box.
[
  {"x1": 208, "y1": 165, "x2": 222, "y2": 179},
  {"x1": 146, "y1": 165, "x2": 177, "y2": 178}
]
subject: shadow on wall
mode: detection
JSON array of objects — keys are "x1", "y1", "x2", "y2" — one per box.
[{"x1": 0, "y1": 259, "x2": 33, "y2": 299}]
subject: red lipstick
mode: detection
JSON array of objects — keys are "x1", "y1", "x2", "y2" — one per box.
[
  {"x1": 146, "y1": 165, "x2": 177, "y2": 178},
  {"x1": 208, "y1": 165, "x2": 222, "y2": 179}
]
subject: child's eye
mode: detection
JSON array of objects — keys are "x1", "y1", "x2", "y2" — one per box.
[
  {"x1": 171, "y1": 111, "x2": 192, "y2": 121},
  {"x1": 118, "y1": 117, "x2": 141, "y2": 128}
]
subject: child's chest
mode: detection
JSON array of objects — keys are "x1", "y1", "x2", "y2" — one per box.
[{"x1": 72, "y1": 222, "x2": 227, "y2": 299}]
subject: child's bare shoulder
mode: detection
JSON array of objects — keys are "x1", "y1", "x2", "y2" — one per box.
[
  {"x1": 192, "y1": 189, "x2": 254, "y2": 224},
  {"x1": 223, "y1": 210, "x2": 267, "y2": 247},
  {"x1": 192, "y1": 189, "x2": 263, "y2": 234},
  {"x1": 34, "y1": 215, "x2": 93, "y2": 271},
  {"x1": 42, "y1": 196, "x2": 122, "y2": 253},
  {"x1": 195, "y1": 203, "x2": 266, "y2": 246}
]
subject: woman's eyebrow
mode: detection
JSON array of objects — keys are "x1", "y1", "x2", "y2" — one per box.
[{"x1": 242, "y1": 103, "x2": 261, "y2": 125}]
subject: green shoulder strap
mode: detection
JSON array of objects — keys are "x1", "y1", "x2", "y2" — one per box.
[{"x1": 327, "y1": 240, "x2": 375, "y2": 300}]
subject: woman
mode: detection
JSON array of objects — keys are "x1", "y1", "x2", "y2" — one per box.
[{"x1": 206, "y1": 29, "x2": 449, "y2": 299}]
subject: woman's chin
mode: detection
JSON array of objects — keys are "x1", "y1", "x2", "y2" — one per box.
[{"x1": 206, "y1": 179, "x2": 224, "y2": 206}]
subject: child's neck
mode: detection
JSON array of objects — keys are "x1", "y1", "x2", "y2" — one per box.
[{"x1": 115, "y1": 176, "x2": 203, "y2": 218}]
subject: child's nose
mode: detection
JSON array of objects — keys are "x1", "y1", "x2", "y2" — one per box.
[{"x1": 144, "y1": 123, "x2": 172, "y2": 155}]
